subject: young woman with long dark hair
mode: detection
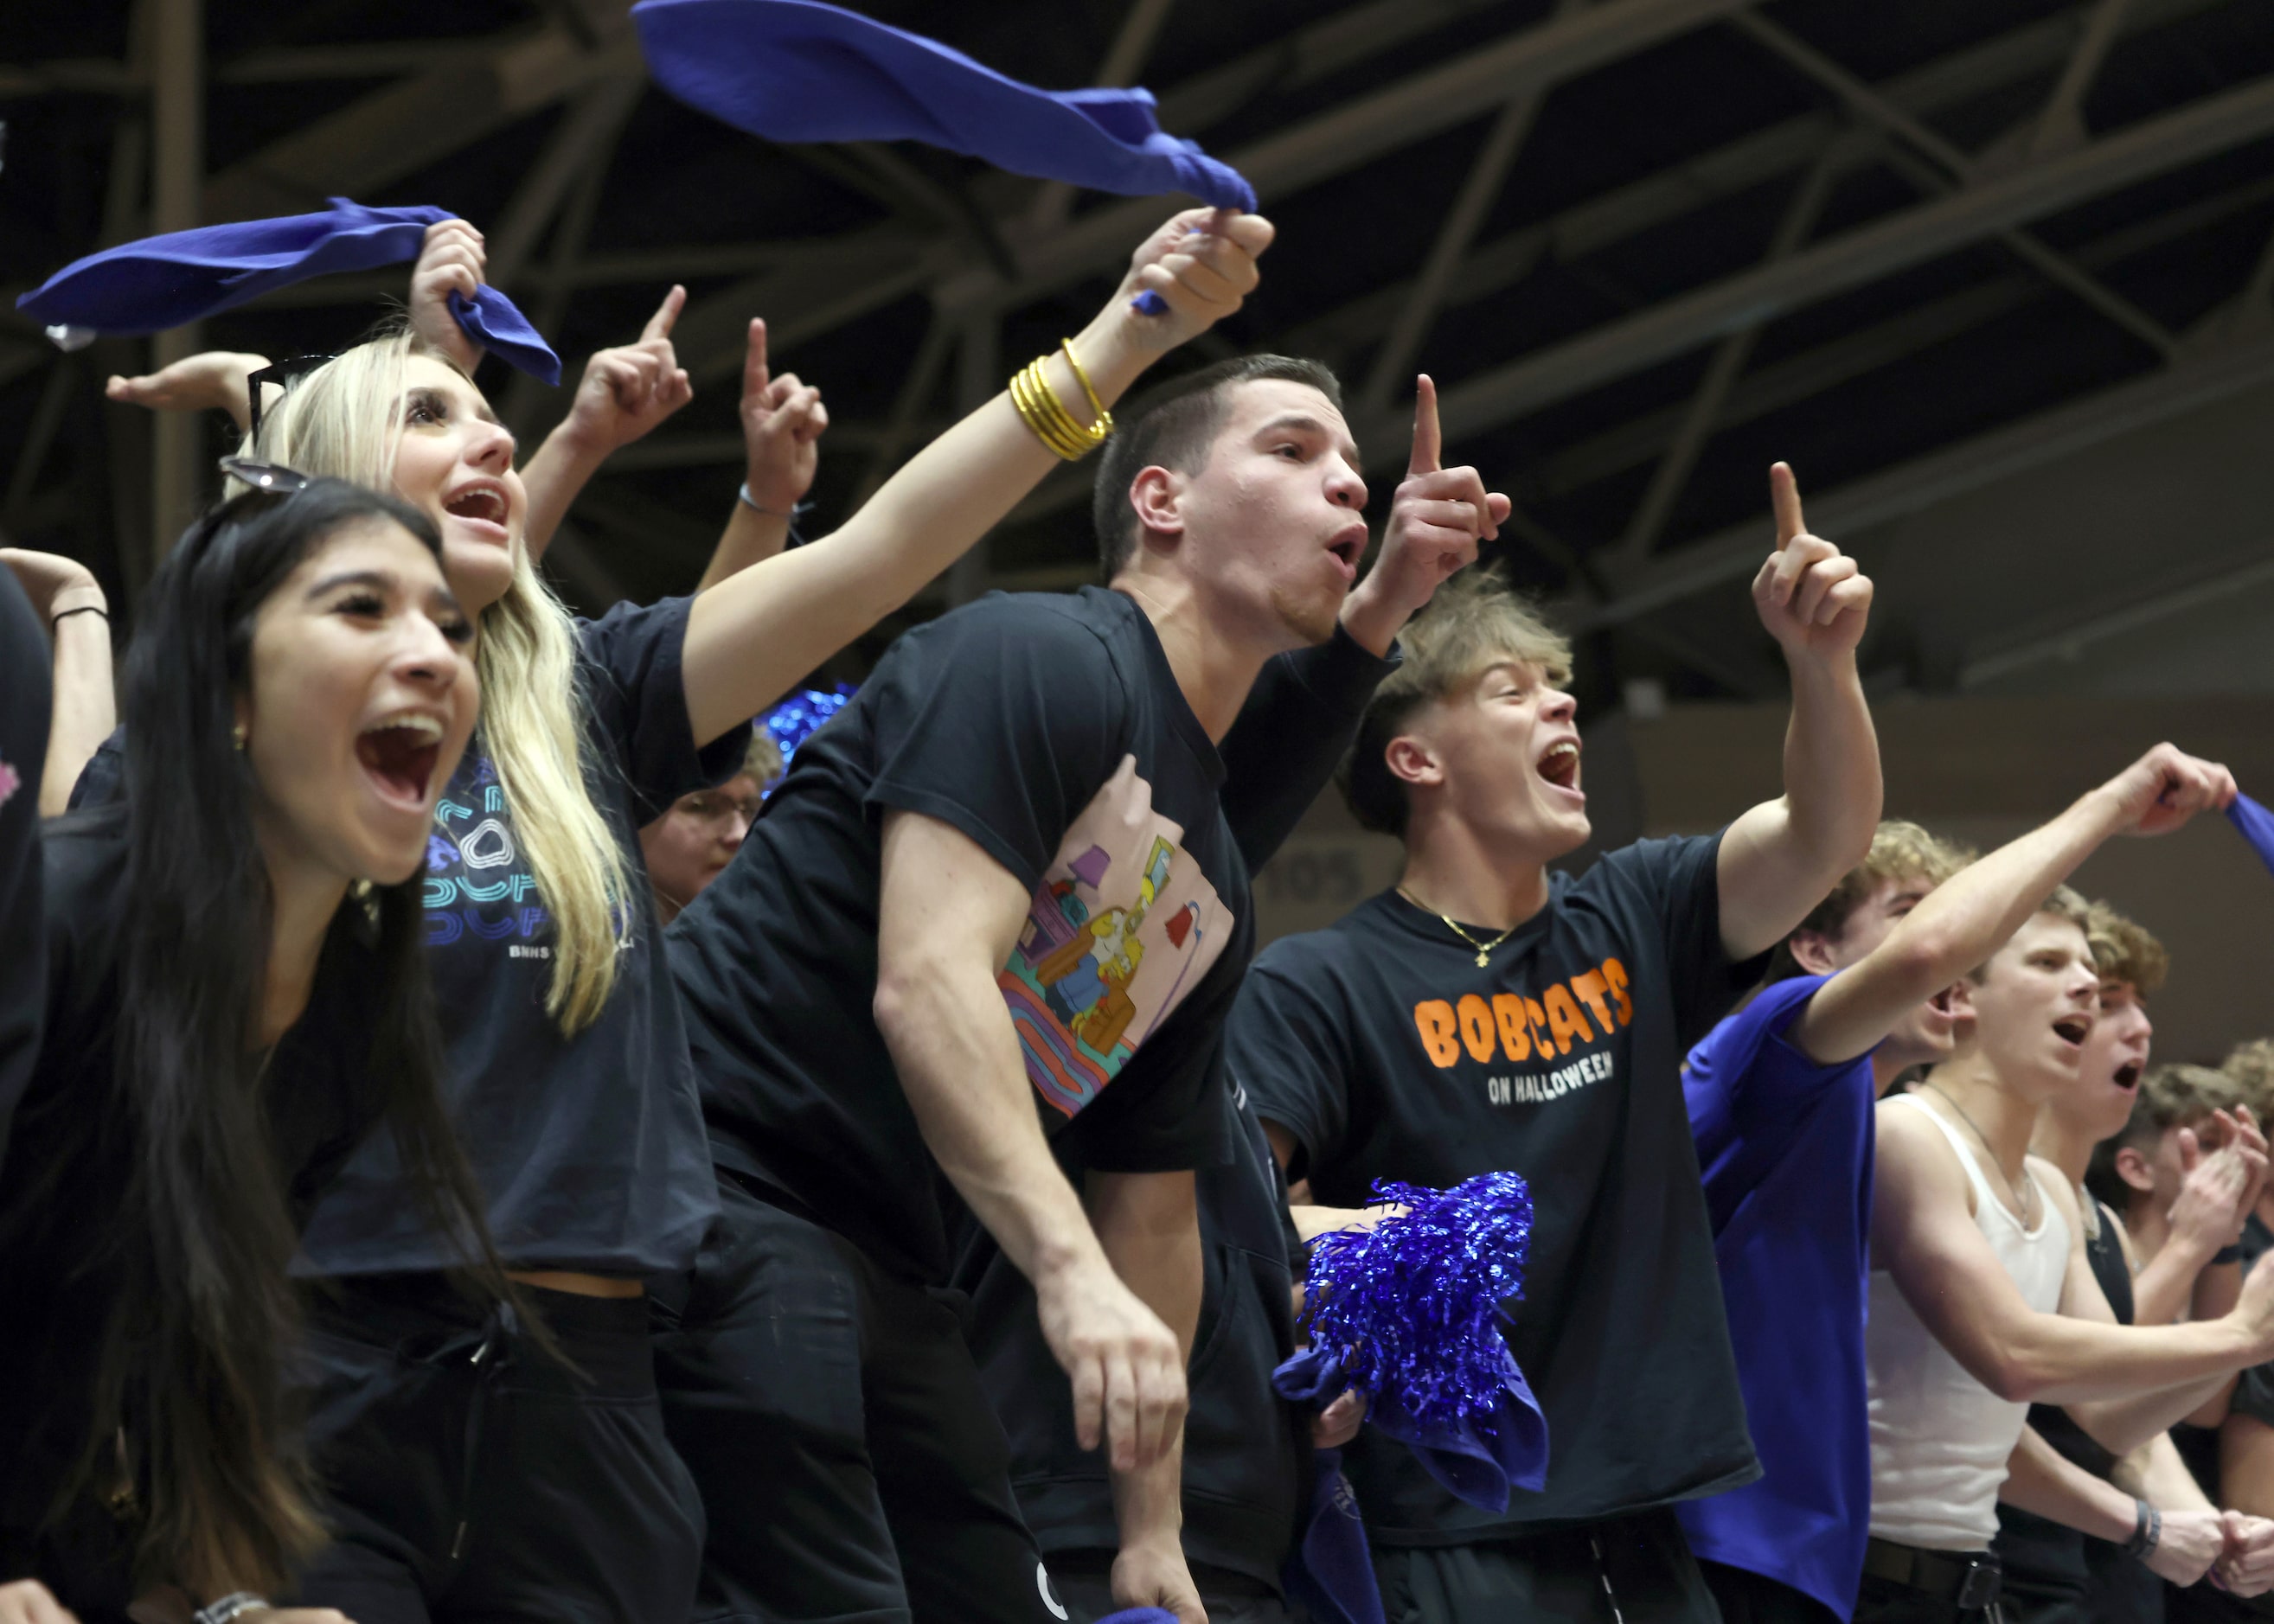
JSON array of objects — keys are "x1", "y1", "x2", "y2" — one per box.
[{"x1": 0, "y1": 476, "x2": 503, "y2": 1624}]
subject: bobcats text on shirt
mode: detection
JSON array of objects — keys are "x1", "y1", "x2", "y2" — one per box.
[
  {"x1": 669, "y1": 587, "x2": 1247, "y2": 1286},
  {"x1": 1231, "y1": 836, "x2": 1766, "y2": 1541}
]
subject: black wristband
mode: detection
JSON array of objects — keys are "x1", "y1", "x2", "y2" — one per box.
[
  {"x1": 2214, "y1": 1243, "x2": 2245, "y2": 1266},
  {"x1": 50, "y1": 604, "x2": 108, "y2": 626},
  {"x1": 2124, "y1": 1499, "x2": 2162, "y2": 1558}
]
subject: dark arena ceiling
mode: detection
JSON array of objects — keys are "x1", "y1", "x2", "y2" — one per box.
[{"x1": 6, "y1": 0, "x2": 2274, "y2": 712}]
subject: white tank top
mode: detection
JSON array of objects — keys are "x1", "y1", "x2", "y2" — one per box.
[{"x1": 1867, "y1": 1090, "x2": 2071, "y2": 1550}]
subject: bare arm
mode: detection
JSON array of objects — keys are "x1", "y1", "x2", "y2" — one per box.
[
  {"x1": 696, "y1": 317, "x2": 826, "y2": 593},
  {"x1": 1714, "y1": 464, "x2": 1880, "y2": 960},
  {"x1": 0, "y1": 552, "x2": 114, "y2": 816},
  {"x1": 679, "y1": 208, "x2": 1272, "y2": 746},
  {"x1": 1789, "y1": 745, "x2": 2235, "y2": 1069},
  {"x1": 2002, "y1": 1428, "x2": 2223, "y2": 1585},
  {"x1": 874, "y1": 809, "x2": 1183, "y2": 1472},
  {"x1": 1873, "y1": 1103, "x2": 2274, "y2": 1403},
  {"x1": 1090, "y1": 1171, "x2": 1206, "y2": 1624}
]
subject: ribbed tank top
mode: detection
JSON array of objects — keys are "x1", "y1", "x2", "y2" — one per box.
[{"x1": 1867, "y1": 1091, "x2": 2071, "y2": 1551}]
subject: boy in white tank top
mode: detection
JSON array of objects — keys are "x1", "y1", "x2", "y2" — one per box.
[{"x1": 1867, "y1": 851, "x2": 2274, "y2": 1624}]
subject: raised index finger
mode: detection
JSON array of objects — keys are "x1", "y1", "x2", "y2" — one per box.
[
  {"x1": 1409, "y1": 374, "x2": 1442, "y2": 478},
  {"x1": 643, "y1": 284, "x2": 687, "y2": 344},
  {"x1": 1770, "y1": 461, "x2": 1805, "y2": 550},
  {"x1": 743, "y1": 317, "x2": 770, "y2": 400}
]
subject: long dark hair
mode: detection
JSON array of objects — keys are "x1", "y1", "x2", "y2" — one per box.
[{"x1": 88, "y1": 478, "x2": 514, "y2": 1598}]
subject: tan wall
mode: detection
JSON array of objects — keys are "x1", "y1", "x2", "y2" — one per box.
[{"x1": 1252, "y1": 696, "x2": 2274, "y2": 1064}]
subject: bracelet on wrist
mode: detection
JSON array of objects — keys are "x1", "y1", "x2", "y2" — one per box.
[
  {"x1": 1007, "y1": 340, "x2": 1112, "y2": 461},
  {"x1": 192, "y1": 1592, "x2": 269, "y2": 1624},
  {"x1": 2123, "y1": 1499, "x2": 2162, "y2": 1558},
  {"x1": 51, "y1": 603, "x2": 108, "y2": 627},
  {"x1": 736, "y1": 484, "x2": 813, "y2": 521}
]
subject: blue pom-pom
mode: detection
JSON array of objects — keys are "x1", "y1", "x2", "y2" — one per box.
[
  {"x1": 758, "y1": 682, "x2": 855, "y2": 790},
  {"x1": 1300, "y1": 1172, "x2": 1533, "y2": 1431}
]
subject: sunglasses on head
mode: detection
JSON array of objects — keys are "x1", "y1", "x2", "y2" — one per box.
[
  {"x1": 243, "y1": 353, "x2": 335, "y2": 447},
  {"x1": 215, "y1": 455, "x2": 315, "y2": 496}
]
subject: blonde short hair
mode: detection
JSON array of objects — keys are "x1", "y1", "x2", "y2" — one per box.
[
  {"x1": 2223, "y1": 1039, "x2": 2274, "y2": 1124},
  {"x1": 2083, "y1": 899, "x2": 2168, "y2": 994},
  {"x1": 1337, "y1": 564, "x2": 1574, "y2": 837},
  {"x1": 1765, "y1": 821, "x2": 1976, "y2": 982}
]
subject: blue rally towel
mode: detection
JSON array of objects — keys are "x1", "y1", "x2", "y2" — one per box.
[
  {"x1": 1274, "y1": 1344, "x2": 1549, "y2": 1514},
  {"x1": 2231, "y1": 794, "x2": 2274, "y2": 879},
  {"x1": 632, "y1": 0, "x2": 1255, "y2": 212},
  {"x1": 16, "y1": 198, "x2": 561, "y2": 385}
]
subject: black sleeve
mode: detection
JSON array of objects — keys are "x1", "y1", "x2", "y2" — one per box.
[
  {"x1": 1062, "y1": 977, "x2": 1236, "y2": 1177},
  {"x1": 1225, "y1": 948, "x2": 1356, "y2": 1186},
  {"x1": 1218, "y1": 623, "x2": 1400, "y2": 873},
  {"x1": 67, "y1": 726, "x2": 125, "y2": 811},
  {"x1": 576, "y1": 596, "x2": 747, "y2": 821},
  {"x1": 0, "y1": 572, "x2": 49, "y2": 1159},
  {"x1": 862, "y1": 601, "x2": 1131, "y2": 893},
  {"x1": 1596, "y1": 831, "x2": 1766, "y2": 1048}
]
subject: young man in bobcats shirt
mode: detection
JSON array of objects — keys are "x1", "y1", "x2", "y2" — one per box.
[{"x1": 1232, "y1": 467, "x2": 1884, "y2": 1624}]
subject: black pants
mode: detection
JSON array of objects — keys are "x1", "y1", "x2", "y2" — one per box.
[
  {"x1": 1699, "y1": 1560, "x2": 1843, "y2": 1624},
  {"x1": 291, "y1": 1276, "x2": 704, "y2": 1624},
  {"x1": 1995, "y1": 1508, "x2": 2090, "y2": 1624},
  {"x1": 1050, "y1": 1551, "x2": 1303, "y2": 1624},
  {"x1": 651, "y1": 1173, "x2": 1061, "y2": 1624},
  {"x1": 1372, "y1": 1508, "x2": 1722, "y2": 1624},
  {"x1": 1852, "y1": 1571, "x2": 2000, "y2": 1624}
]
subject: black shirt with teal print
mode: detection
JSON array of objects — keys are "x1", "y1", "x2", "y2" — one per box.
[
  {"x1": 669, "y1": 586, "x2": 1249, "y2": 1285},
  {"x1": 296, "y1": 595, "x2": 739, "y2": 1278},
  {"x1": 1231, "y1": 835, "x2": 1764, "y2": 1542}
]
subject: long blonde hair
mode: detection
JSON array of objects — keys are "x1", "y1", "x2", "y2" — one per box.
[{"x1": 247, "y1": 327, "x2": 631, "y2": 1032}]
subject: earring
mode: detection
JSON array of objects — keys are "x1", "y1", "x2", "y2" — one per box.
[{"x1": 231, "y1": 722, "x2": 248, "y2": 751}]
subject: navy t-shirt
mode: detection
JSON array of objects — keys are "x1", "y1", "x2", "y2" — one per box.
[
  {"x1": 296, "y1": 595, "x2": 737, "y2": 1276},
  {"x1": 671, "y1": 586, "x2": 1252, "y2": 1285},
  {"x1": 1233, "y1": 836, "x2": 1763, "y2": 1541},
  {"x1": 1676, "y1": 974, "x2": 1876, "y2": 1620}
]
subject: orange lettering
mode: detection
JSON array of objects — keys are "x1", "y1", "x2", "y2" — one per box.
[
  {"x1": 1603, "y1": 957, "x2": 1634, "y2": 1025},
  {"x1": 1541, "y1": 984, "x2": 1593, "y2": 1053},
  {"x1": 1492, "y1": 993, "x2": 1532, "y2": 1061},
  {"x1": 1526, "y1": 997, "x2": 1549, "y2": 1045},
  {"x1": 1414, "y1": 1000, "x2": 1460, "y2": 1067},
  {"x1": 1457, "y1": 994, "x2": 1497, "y2": 1063},
  {"x1": 1572, "y1": 968, "x2": 1617, "y2": 1035}
]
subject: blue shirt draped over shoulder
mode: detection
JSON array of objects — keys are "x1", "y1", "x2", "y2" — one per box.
[{"x1": 1677, "y1": 974, "x2": 1878, "y2": 1621}]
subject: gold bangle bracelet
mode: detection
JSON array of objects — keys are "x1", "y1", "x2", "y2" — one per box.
[
  {"x1": 1008, "y1": 352, "x2": 1111, "y2": 460},
  {"x1": 1060, "y1": 338, "x2": 1112, "y2": 429},
  {"x1": 1010, "y1": 364, "x2": 1090, "y2": 460}
]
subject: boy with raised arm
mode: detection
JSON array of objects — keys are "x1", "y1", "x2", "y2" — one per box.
[
  {"x1": 1672, "y1": 752, "x2": 2257, "y2": 1624},
  {"x1": 1233, "y1": 469, "x2": 1882, "y2": 1624},
  {"x1": 660, "y1": 205, "x2": 1505, "y2": 1623}
]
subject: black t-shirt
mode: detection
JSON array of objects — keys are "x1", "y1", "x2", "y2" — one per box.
[
  {"x1": 1, "y1": 809, "x2": 394, "y2": 1594},
  {"x1": 1232, "y1": 836, "x2": 1764, "y2": 1541},
  {"x1": 296, "y1": 595, "x2": 739, "y2": 1277},
  {"x1": 952, "y1": 628, "x2": 1400, "y2": 1586},
  {"x1": 672, "y1": 586, "x2": 1259, "y2": 1284},
  {"x1": 0, "y1": 569, "x2": 48, "y2": 1165}
]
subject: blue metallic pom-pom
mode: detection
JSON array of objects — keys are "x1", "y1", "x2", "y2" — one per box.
[
  {"x1": 759, "y1": 682, "x2": 855, "y2": 786},
  {"x1": 1299, "y1": 1171, "x2": 1534, "y2": 1430}
]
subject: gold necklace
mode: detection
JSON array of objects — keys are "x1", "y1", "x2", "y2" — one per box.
[
  {"x1": 1397, "y1": 887, "x2": 1521, "y2": 969},
  {"x1": 1925, "y1": 1080, "x2": 2038, "y2": 1229}
]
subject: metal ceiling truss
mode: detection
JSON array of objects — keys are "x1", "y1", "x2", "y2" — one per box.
[{"x1": 8, "y1": 0, "x2": 2274, "y2": 692}]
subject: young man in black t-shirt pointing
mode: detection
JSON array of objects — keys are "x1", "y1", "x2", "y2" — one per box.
[
  {"x1": 1231, "y1": 466, "x2": 1884, "y2": 1624},
  {"x1": 661, "y1": 210, "x2": 1509, "y2": 1623}
]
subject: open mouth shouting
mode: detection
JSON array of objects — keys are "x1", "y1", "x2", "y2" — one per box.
[
  {"x1": 443, "y1": 478, "x2": 512, "y2": 543},
  {"x1": 2051, "y1": 1014, "x2": 2092, "y2": 1052},
  {"x1": 1324, "y1": 523, "x2": 1367, "y2": 585},
  {"x1": 356, "y1": 708, "x2": 446, "y2": 811},
  {"x1": 2111, "y1": 1061, "x2": 2144, "y2": 1091},
  {"x1": 1537, "y1": 737, "x2": 1583, "y2": 799}
]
